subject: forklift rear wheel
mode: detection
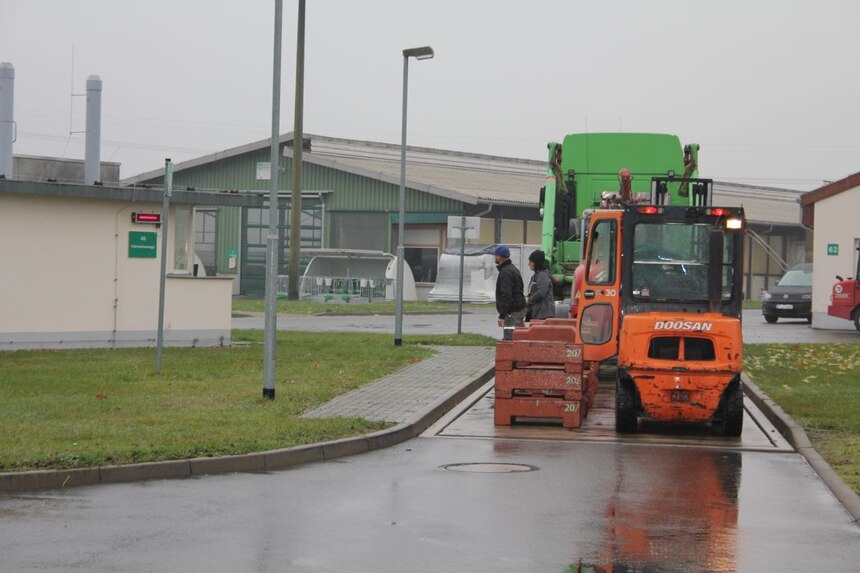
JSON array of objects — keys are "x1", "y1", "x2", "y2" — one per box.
[
  {"x1": 764, "y1": 315, "x2": 778, "y2": 324},
  {"x1": 615, "y1": 378, "x2": 638, "y2": 433},
  {"x1": 717, "y1": 380, "x2": 744, "y2": 437}
]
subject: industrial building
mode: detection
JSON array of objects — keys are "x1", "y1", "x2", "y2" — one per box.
[{"x1": 124, "y1": 133, "x2": 809, "y2": 300}]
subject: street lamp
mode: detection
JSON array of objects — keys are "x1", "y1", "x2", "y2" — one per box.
[{"x1": 394, "y1": 45, "x2": 434, "y2": 346}]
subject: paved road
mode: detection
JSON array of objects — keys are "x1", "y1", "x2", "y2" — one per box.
[
  {"x1": 741, "y1": 309, "x2": 858, "y2": 344},
  {"x1": 233, "y1": 306, "x2": 859, "y2": 345},
  {"x1": 231, "y1": 306, "x2": 502, "y2": 339},
  {"x1": 1, "y1": 433, "x2": 857, "y2": 572}
]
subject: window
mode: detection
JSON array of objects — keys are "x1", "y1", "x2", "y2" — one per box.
[
  {"x1": 173, "y1": 206, "x2": 192, "y2": 272},
  {"x1": 405, "y1": 247, "x2": 438, "y2": 283},
  {"x1": 332, "y1": 213, "x2": 387, "y2": 251},
  {"x1": 240, "y1": 201, "x2": 324, "y2": 295},
  {"x1": 394, "y1": 224, "x2": 445, "y2": 284},
  {"x1": 585, "y1": 219, "x2": 616, "y2": 285},
  {"x1": 579, "y1": 304, "x2": 613, "y2": 344},
  {"x1": 195, "y1": 209, "x2": 217, "y2": 276},
  {"x1": 632, "y1": 222, "x2": 733, "y2": 302}
]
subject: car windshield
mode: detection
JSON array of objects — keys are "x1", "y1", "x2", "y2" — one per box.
[{"x1": 777, "y1": 268, "x2": 812, "y2": 287}]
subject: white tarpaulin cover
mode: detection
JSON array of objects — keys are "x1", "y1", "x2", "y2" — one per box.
[{"x1": 428, "y1": 244, "x2": 539, "y2": 303}]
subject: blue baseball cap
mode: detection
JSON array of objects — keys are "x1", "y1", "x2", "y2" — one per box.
[{"x1": 492, "y1": 245, "x2": 510, "y2": 257}]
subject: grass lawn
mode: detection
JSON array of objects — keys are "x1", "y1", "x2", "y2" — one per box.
[
  {"x1": 0, "y1": 330, "x2": 494, "y2": 472},
  {"x1": 231, "y1": 297, "x2": 492, "y2": 315},
  {"x1": 744, "y1": 343, "x2": 860, "y2": 493}
]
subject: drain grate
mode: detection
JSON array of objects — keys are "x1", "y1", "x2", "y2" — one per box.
[{"x1": 441, "y1": 463, "x2": 537, "y2": 473}]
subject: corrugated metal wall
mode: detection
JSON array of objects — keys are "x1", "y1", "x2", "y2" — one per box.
[{"x1": 134, "y1": 148, "x2": 465, "y2": 286}]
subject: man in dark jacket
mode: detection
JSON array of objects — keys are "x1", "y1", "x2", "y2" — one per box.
[{"x1": 492, "y1": 245, "x2": 526, "y2": 328}]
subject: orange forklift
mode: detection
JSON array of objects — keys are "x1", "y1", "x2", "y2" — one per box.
[{"x1": 577, "y1": 177, "x2": 747, "y2": 435}]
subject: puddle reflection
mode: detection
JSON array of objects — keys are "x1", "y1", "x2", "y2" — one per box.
[{"x1": 578, "y1": 448, "x2": 741, "y2": 573}]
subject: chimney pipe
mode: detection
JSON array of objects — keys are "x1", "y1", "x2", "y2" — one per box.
[
  {"x1": 84, "y1": 74, "x2": 102, "y2": 184},
  {"x1": 0, "y1": 62, "x2": 14, "y2": 179}
]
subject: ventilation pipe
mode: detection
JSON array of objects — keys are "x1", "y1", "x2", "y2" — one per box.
[
  {"x1": 84, "y1": 74, "x2": 102, "y2": 184},
  {"x1": 0, "y1": 62, "x2": 14, "y2": 179}
]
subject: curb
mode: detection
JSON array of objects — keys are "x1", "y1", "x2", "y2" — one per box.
[
  {"x1": 743, "y1": 374, "x2": 860, "y2": 523},
  {"x1": 0, "y1": 363, "x2": 496, "y2": 494}
]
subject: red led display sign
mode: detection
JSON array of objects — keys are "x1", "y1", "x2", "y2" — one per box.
[{"x1": 131, "y1": 212, "x2": 162, "y2": 224}]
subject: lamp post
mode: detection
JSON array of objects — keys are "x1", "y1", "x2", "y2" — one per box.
[
  {"x1": 395, "y1": 45, "x2": 434, "y2": 347},
  {"x1": 263, "y1": 0, "x2": 283, "y2": 399}
]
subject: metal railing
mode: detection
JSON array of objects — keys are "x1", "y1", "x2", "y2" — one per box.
[{"x1": 298, "y1": 275, "x2": 389, "y2": 302}]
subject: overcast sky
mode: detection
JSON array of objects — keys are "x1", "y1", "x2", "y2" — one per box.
[{"x1": 2, "y1": 0, "x2": 859, "y2": 190}]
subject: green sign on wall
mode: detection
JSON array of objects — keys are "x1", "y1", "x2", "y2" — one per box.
[
  {"x1": 129, "y1": 231, "x2": 157, "y2": 258},
  {"x1": 827, "y1": 243, "x2": 839, "y2": 256}
]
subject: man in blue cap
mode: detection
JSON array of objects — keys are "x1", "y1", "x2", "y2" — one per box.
[{"x1": 492, "y1": 245, "x2": 526, "y2": 329}]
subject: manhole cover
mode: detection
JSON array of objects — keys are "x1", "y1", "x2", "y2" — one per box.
[{"x1": 441, "y1": 463, "x2": 537, "y2": 473}]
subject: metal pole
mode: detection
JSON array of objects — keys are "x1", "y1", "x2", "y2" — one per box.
[
  {"x1": 457, "y1": 213, "x2": 466, "y2": 334},
  {"x1": 288, "y1": 0, "x2": 305, "y2": 300},
  {"x1": 394, "y1": 46, "x2": 433, "y2": 345},
  {"x1": 156, "y1": 158, "x2": 173, "y2": 371},
  {"x1": 263, "y1": 0, "x2": 283, "y2": 399},
  {"x1": 394, "y1": 54, "x2": 408, "y2": 346},
  {"x1": 0, "y1": 62, "x2": 15, "y2": 178}
]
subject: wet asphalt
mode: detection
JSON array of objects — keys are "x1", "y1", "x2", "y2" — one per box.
[
  {"x1": 1, "y1": 437, "x2": 857, "y2": 572},
  {"x1": 1, "y1": 307, "x2": 857, "y2": 571}
]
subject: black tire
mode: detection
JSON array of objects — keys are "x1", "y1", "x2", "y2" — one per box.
[
  {"x1": 615, "y1": 378, "x2": 638, "y2": 433},
  {"x1": 764, "y1": 314, "x2": 778, "y2": 324},
  {"x1": 716, "y1": 380, "x2": 744, "y2": 437},
  {"x1": 854, "y1": 309, "x2": 860, "y2": 334}
]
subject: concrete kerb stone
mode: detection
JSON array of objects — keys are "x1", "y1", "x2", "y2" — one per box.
[
  {"x1": 0, "y1": 467, "x2": 101, "y2": 492},
  {"x1": 0, "y1": 358, "x2": 496, "y2": 493},
  {"x1": 99, "y1": 460, "x2": 191, "y2": 484},
  {"x1": 189, "y1": 452, "x2": 267, "y2": 476},
  {"x1": 743, "y1": 374, "x2": 860, "y2": 523},
  {"x1": 264, "y1": 443, "x2": 326, "y2": 471},
  {"x1": 364, "y1": 423, "x2": 419, "y2": 450}
]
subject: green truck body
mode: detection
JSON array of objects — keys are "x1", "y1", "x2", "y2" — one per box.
[{"x1": 539, "y1": 133, "x2": 700, "y2": 300}]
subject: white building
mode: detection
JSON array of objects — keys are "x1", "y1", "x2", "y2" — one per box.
[
  {"x1": 800, "y1": 172, "x2": 860, "y2": 330},
  {"x1": 0, "y1": 178, "x2": 263, "y2": 350}
]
